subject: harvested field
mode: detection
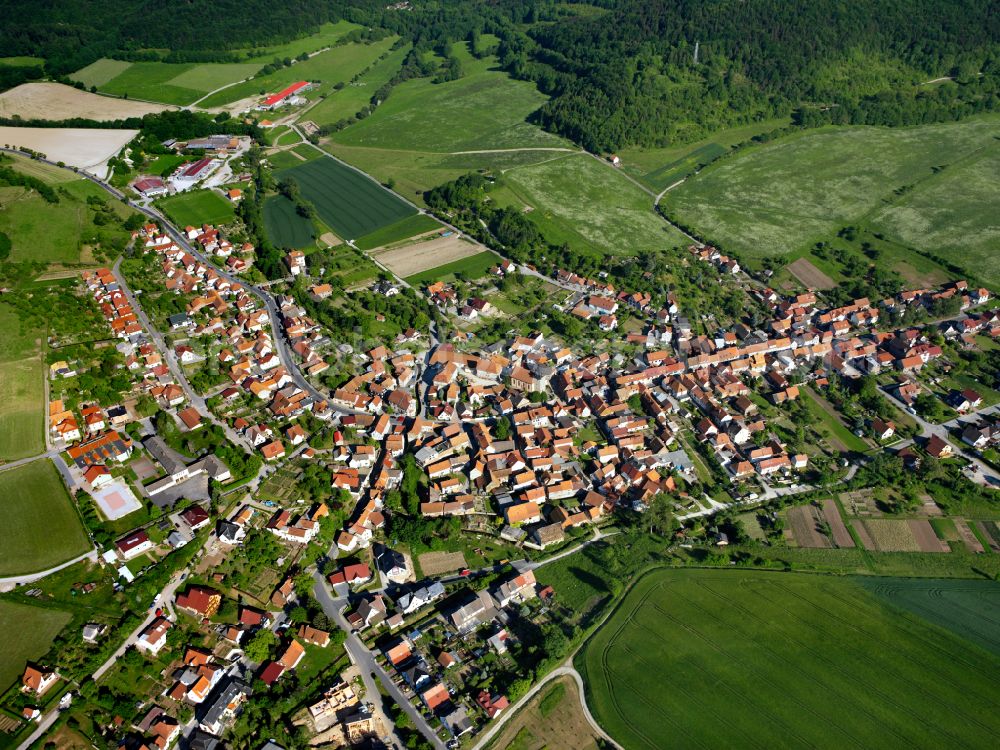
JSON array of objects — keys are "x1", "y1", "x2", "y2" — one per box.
[
  {"x1": 908, "y1": 519, "x2": 949, "y2": 553},
  {"x1": 822, "y1": 499, "x2": 855, "y2": 548},
  {"x1": 0, "y1": 82, "x2": 168, "y2": 121},
  {"x1": 785, "y1": 505, "x2": 831, "y2": 548},
  {"x1": 0, "y1": 126, "x2": 137, "y2": 177},
  {"x1": 418, "y1": 550, "x2": 466, "y2": 576},
  {"x1": 863, "y1": 519, "x2": 921, "y2": 552},
  {"x1": 954, "y1": 518, "x2": 986, "y2": 553},
  {"x1": 851, "y1": 519, "x2": 876, "y2": 550},
  {"x1": 374, "y1": 234, "x2": 483, "y2": 279},
  {"x1": 787, "y1": 256, "x2": 836, "y2": 290}
]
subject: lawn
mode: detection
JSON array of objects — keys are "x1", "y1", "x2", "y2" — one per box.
[
  {"x1": 0, "y1": 302, "x2": 44, "y2": 461},
  {"x1": 802, "y1": 387, "x2": 871, "y2": 454},
  {"x1": 497, "y1": 153, "x2": 689, "y2": 257},
  {"x1": 663, "y1": 115, "x2": 1000, "y2": 283},
  {"x1": 355, "y1": 213, "x2": 441, "y2": 250},
  {"x1": 275, "y1": 155, "x2": 415, "y2": 239},
  {"x1": 331, "y1": 43, "x2": 566, "y2": 152},
  {"x1": 404, "y1": 250, "x2": 498, "y2": 286},
  {"x1": 0, "y1": 599, "x2": 71, "y2": 692},
  {"x1": 0, "y1": 460, "x2": 91, "y2": 576},
  {"x1": 156, "y1": 189, "x2": 235, "y2": 228},
  {"x1": 197, "y1": 36, "x2": 397, "y2": 108},
  {"x1": 306, "y1": 43, "x2": 411, "y2": 127},
  {"x1": 578, "y1": 569, "x2": 1000, "y2": 750},
  {"x1": 263, "y1": 194, "x2": 316, "y2": 249}
]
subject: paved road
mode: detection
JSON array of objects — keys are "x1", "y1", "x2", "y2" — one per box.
[
  {"x1": 111, "y1": 257, "x2": 256, "y2": 454},
  {"x1": 0, "y1": 550, "x2": 98, "y2": 588},
  {"x1": 311, "y1": 572, "x2": 445, "y2": 750},
  {"x1": 0, "y1": 449, "x2": 59, "y2": 473}
]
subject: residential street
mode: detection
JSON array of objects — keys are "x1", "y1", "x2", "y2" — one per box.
[{"x1": 311, "y1": 571, "x2": 446, "y2": 750}]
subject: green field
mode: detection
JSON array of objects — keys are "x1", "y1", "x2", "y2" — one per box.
[
  {"x1": 0, "y1": 56, "x2": 45, "y2": 67},
  {"x1": 0, "y1": 460, "x2": 91, "y2": 576},
  {"x1": 579, "y1": 569, "x2": 1000, "y2": 750},
  {"x1": 0, "y1": 302, "x2": 44, "y2": 460},
  {"x1": 663, "y1": 116, "x2": 1000, "y2": 283},
  {"x1": 265, "y1": 149, "x2": 308, "y2": 170},
  {"x1": 0, "y1": 599, "x2": 71, "y2": 693},
  {"x1": 275, "y1": 154, "x2": 415, "y2": 239},
  {"x1": 306, "y1": 44, "x2": 411, "y2": 127},
  {"x1": 75, "y1": 21, "x2": 362, "y2": 105},
  {"x1": 331, "y1": 44, "x2": 565, "y2": 152},
  {"x1": 496, "y1": 153, "x2": 689, "y2": 256},
  {"x1": 801, "y1": 387, "x2": 871, "y2": 454},
  {"x1": 619, "y1": 118, "x2": 793, "y2": 192},
  {"x1": 157, "y1": 189, "x2": 235, "y2": 228},
  {"x1": 197, "y1": 36, "x2": 397, "y2": 108},
  {"x1": 0, "y1": 166, "x2": 135, "y2": 265},
  {"x1": 264, "y1": 194, "x2": 315, "y2": 248},
  {"x1": 404, "y1": 250, "x2": 499, "y2": 286},
  {"x1": 355, "y1": 213, "x2": 441, "y2": 250}
]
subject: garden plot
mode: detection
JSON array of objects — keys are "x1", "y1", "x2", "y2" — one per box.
[
  {"x1": 374, "y1": 234, "x2": 484, "y2": 279},
  {"x1": 418, "y1": 551, "x2": 466, "y2": 576}
]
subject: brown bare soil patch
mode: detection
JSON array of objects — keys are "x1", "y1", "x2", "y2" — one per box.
[
  {"x1": 418, "y1": 550, "x2": 466, "y2": 576},
  {"x1": 822, "y1": 499, "x2": 855, "y2": 548},
  {"x1": 786, "y1": 505, "x2": 831, "y2": 548},
  {"x1": 851, "y1": 519, "x2": 876, "y2": 550},
  {"x1": 486, "y1": 675, "x2": 601, "y2": 750},
  {"x1": 908, "y1": 519, "x2": 949, "y2": 553},
  {"x1": 0, "y1": 126, "x2": 136, "y2": 175},
  {"x1": 319, "y1": 232, "x2": 341, "y2": 246},
  {"x1": 954, "y1": 518, "x2": 985, "y2": 553},
  {"x1": 787, "y1": 257, "x2": 835, "y2": 290},
  {"x1": 0, "y1": 82, "x2": 169, "y2": 120},
  {"x1": 374, "y1": 234, "x2": 482, "y2": 278}
]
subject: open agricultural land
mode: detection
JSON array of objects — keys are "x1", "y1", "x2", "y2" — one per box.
[
  {"x1": 0, "y1": 302, "x2": 44, "y2": 461},
  {"x1": 304, "y1": 43, "x2": 412, "y2": 127},
  {"x1": 663, "y1": 115, "x2": 1000, "y2": 284},
  {"x1": 0, "y1": 460, "x2": 90, "y2": 577},
  {"x1": 0, "y1": 600, "x2": 71, "y2": 692},
  {"x1": 579, "y1": 569, "x2": 1000, "y2": 750},
  {"x1": 322, "y1": 42, "x2": 575, "y2": 202},
  {"x1": 0, "y1": 156, "x2": 137, "y2": 265},
  {"x1": 354, "y1": 213, "x2": 441, "y2": 251},
  {"x1": 275, "y1": 153, "x2": 415, "y2": 239},
  {"x1": 263, "y1": 194, "x2": 315, "y2": 249},
  {"x1": 197, "y1": 35, "x2": 397, "y2": 110},
  {"x1": 0, "y1": 82, "x2": 169, "y2": 121},
  {"x1": 494, "y1": 153, "x2": 690, "y2": 257},
  {"x1": 71, "y1": 20, "x2": 363, "y2": 107},
  {"x1": 485, "y1": 675, "x2": 602, "y2": 750},
  {"x1": 0, "y1": 126, "x2": 137, "y2": 177},
  {"x1": 156, "y1": 189, "x2": 235, "y2": 229}
]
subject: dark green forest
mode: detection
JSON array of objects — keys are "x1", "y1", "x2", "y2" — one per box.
[{"x1": 2, "y1": 0, "x2": 998, "y2": 150}]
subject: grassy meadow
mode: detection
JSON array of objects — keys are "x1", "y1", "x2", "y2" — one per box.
[
  {"x1": 663, "y1": 115, "x2": 1000, "y2": 283},
  {"x1": 578, "y1": 569, "x2": 1000, "y2": 750},
  {"x1": 0, "y1": 302, "x2": 44, "y2": 460},
  {"x1": 331, "y1": 43, "x2": 566, "y2": 152},
  {"x1": 0, "y1": 600, "x2": 71, "y2": 692},
  {"x1": 0, "y1": 460, "x2": 90, "y2": 576},
  {"x1": 275, "y1": 154, "x2": 415, "y2": 239},
  {"x1": 496, "y1": 153, "x2": 689, "y2": 257},
  {"x1": 354, "y1": 213, "x2": 441, "y2": 251},
  {"x1": 404, "y1": 250, "x2": 498, "y2": 286},
  {"x1": 306, "y1": 43, "x2": 412, "y2": 127},
  {"x1": 157, "y1": 189, "x2": 235, "y2": 228},
  {"x1": 73, "y1": 20, "x2": 363, "y2": 106},
  {"x1": 197, "y1": 35, "x2": 397, "y2": 108}
]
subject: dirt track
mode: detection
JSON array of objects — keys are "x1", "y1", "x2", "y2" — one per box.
[
  {"x1": 0, "y1": 82, "x2": 169, "y2": 120},
  {"x1": 375, "y1": 234, "x2": 483, "y2": 278}
]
